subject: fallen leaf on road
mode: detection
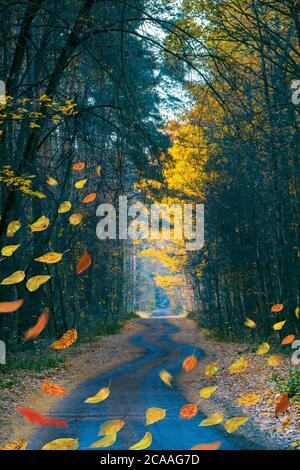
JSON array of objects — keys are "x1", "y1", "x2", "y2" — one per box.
[
  {"x1": 191, "y1": 441, "x2": 222, "y2": 450},
  {"x1": 199, "y1": 386, "x2": 217, "y2": 399},
  {"x1": 99, "y1": 420, "x2": 125, "y2": 436},
  {"x1": 205, "y1": 362, "x2": 219, "y2": 378},
  {"x1": 228, "y1": 357, "x2": 248, "y2": 374},
  {"x1": 146, "y1": 407, "x2": 166, "y2": 425},
  {"x1": 0, "y1": 440, "x2": 28, "y2": 450},
  {"x1": 199, "y1": 412, "x2": 224, "y2": 427},
  {"x1": 90, "y1": 433, "x2": 117, "y2": 448},
  {"x1": 84, "y1": 386, "x2": 110, "y2": 404},
  {"x1": 275, "y1": 393, "x2": 290, "y2": 416},
  {"x1": 42, "y1": 438, "x2": 78, "y2": 450},
  {"x1": 236, "y1": 393, "x2": 261, "y2": 405},
  {"x1": 42, "y1": 380, "x2": 68, "y2": 396},
  {"x1": 129, "y1": 432, "x2": 152, "y2": 450},
  {"x1": 224, "y1": 417, "x2": 249, "y2": 433},
  {"x1": 180, "y1": 404, "x2": 198, "y2": 419}
]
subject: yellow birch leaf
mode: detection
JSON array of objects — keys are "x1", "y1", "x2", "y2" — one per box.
[
  {"x1": 295, "y1": 307, "x2": 299, "y2": 320},
  {"x1": 96, "y1": 165, "x2": 101, "y2": 176},
  {"x1": 7, "y1": 220, "x2": 21, "y2": 237},
  {"x1": 0, "y1": 440, "x2": 28, "y2": 450},
  {"x1": 34, "y1": 252, "x2": 63, "y2": 264},
  {"x1": 26, "y1": 275, "x2": 51, "y2": 292},
  {"x1": 69, "y1": 213, "x2": 83, "y2": 226},
  {"x1": 159, "y1": 370, "x2": 173, "y2": 387},
  {"x1": 205, "y1": 362, "x2": 219, "y2": 379},
  {"x1": 199, "y1": 412, "x2": 224, "y2": 427},
  {"x1": 224, "y1": 417, "x2": 249, "y2": 433},
  {"x1": 228, "y1": 357, "x2": 248, "y2": 374},
  {"x1": 273, "y1": 321, "x2": 286, "y2": 331},
  {"x1": 58, "y1": 201, "x2": 71, "y2": 214},
  {"x1": 47, "y1": 176, "x2": 58, "y2": 187},
  {"x1": 199, "y1": 386, "x2": 218, "y2": 399},
  {"x1": 236, "y1": 393, "x2": 261, "y2": 405},
  {"x1": 42, "y1": 438, "x2": 78, "y2": 450},
  {"x1": 75, "y1": 179, "x2": 87, "y2": 189},
  {"x1": 1, "y1": 270, "x2": 25, "y2": 285},
  {"x1": 256, "y1": 343, "x2": 270, "y2": 355},
  {"x1": 267, "y1": 355, "x2": 282, "y2": 367},
  {"x1": 30, "y1": 216, "x2": 50, "y2": 232},
  {"x1": 129, "y1": 432, "x2": 152, "y2": 450},
  {"x1": 90, "y1": 433, "x2": 117, "y2": 449},
  {"x1": 98, "y1": 420, "x2": 125, "y2": 436},
  {"x1": 1, "y1": 244, "x2": 20, "y2": 256},
  {"x1": 244, "y1": 318, "x2": 256, "y2": 328},
  {"x1": 146, "y1": 408, "x2": 166, "y2": 425},
  {"x1": 84, "y1": 387, "x2": 110, "y2": 404}
]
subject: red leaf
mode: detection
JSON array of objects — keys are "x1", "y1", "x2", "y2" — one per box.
[
  {"x1": 76, "y1": 249, "x2": 92, "y2": 275},
  {"x1": 182, "y1": 355, "x2": 197, "y2": 372},
  {"x1": 275, "y1": 393, "x2": 290, "y2": 416},
  {"x1": 19, "y1": 407, "x2": 68, "y2": 427},
  {"x1": 271, "y1": 304, "x2": 284, "y2": 313}
]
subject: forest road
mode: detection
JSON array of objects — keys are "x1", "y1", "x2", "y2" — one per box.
[{"x1": 28, "y1": 319, "x2": 264, "y2": 450}]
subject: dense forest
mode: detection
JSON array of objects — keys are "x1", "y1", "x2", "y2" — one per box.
[{"x1": 0, "y1": 0, "x2": 299, "y2": 354}]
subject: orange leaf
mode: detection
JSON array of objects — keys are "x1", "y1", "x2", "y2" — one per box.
[
  {"x1": 191, "y1": 441, "x2": 222, "y2": 451},
  {"x1": 281, "y1": 335, "x2": 295, "y2": 346},
  {"x1": 271, "y1": 304, "x2": 284, "y2": 313},
  {"x1": 182, "y1": 355, "x2": 197, "y2": 372},
  {"x1": 275, "y1": 393, "x2": 290, "y2": 416},
  {"x1": 72, "y1": 162, "x2": 85, "y2": 171},
  {"x1": 0, "y1": 299, "x2": 24, "y2": 313},
  {"x1": 24, "y1": 309, "x2": 49, "y2": 341},
  {"x1": 76, "y1": 249, "x2": 92, "y2": 275},
  {"x1": 42, "y1": 380, "x2": 68, "y2": 396},
  {"x1": 83, "y1": 193, "x2": 96, "y2": 203},
  {"x1": 179, "y1": 404, "x2": 198, "y2": 419},
  {"x1": 49, "y1": 328, "x2": 77, "y2": 350}
]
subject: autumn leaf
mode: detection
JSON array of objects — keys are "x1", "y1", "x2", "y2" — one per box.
[
  {"x1": 76, "y1": 249, "x2": 92, "y2": 275},
  {"x1": 90, "y1": 433, "x2": 117, "y2": 449},
  {"x1": 75, "y1": 178, "x2": 87, "y2": 189},
  {"x1": 47, "y1": 176, "x2": 58, "y2": 187},
  {"x1": 1, "y1": 244, "x2": 20, "y2": 256},
  {"x1": 236, "y1": 393, "x2": 261, "y2": 405},
  {"x1": 146, "y1": 408, "x2": 166, "y2": 425},
  {"x1": 228, "y1": 357, "x2": 248, "y2": 374},
  {"x1": 69, "y1": 213, "x2": 83, "y2": 226},
  {"x1": 182, "y1": 354, "x2": 197, "y2": 372},
  {"x1": 49, "y1": 328, "x2": 78, "y2": 350},
  {"x1": 34, "y1": 252, "x2": 63, "y2": 264},
  {"x1": 19, "y1": 407, "x2": 68, "y2": 427},
  {"x1": 180, "y1": 404, "x2": 198, "y2": 419},
  {"x1": 159, "y1": 369, "x2": 172, "y2": 387},
  {"x1": 205, "y1": 362, "x2": 219, "y2": 379},
  {"x1": 96, "y1": 165, "x2": 101, "y2": 176},
  {"x1": 191, "y1": 441, "x2": 222, "y2": 451},
  {"x1": 58, "y1": 201, "x2": 71, "y2": 214},
  {"x1": 273, "y1": 321, "x2": 286, "y2": 331},
  {"x1": 295, "y1": 307, "x2": 299, "y2": 320},
  {"x1": 244, "y1": 318, "x2": 256, "y2": 328},
  {"x1": 199, "y1": 412, "x2": 224, "y2": 427},
  {"x1": 24, "y1": 309, "x2": 49, "y2": 341},
  {"x1": 0, "y1": 440, "x2": 28, "y2": 450},
  {"x1": 84, "y1": 386, "x2": 110, "y2": 404},
  {"x1": 256, "y1": 343, "x2": 270, "y2": 355},
  {"x1": 26, "y1": 275, "x2": 51, "y2": 292},
  {"x1": 281, "y1": 335, "x2": 295, "y2": 345},
  {"x1": 129, "y1": 432, "x2": 152, "y2": 450},
  {"x1": 98, "y1": 420, "x2": 125, "y2": 436},
  {"x1": 0, "y1": 299, "x2": 24, "y2": 313},
  {"x1": 73, "y1": 162, "x2": 85, "y2": 171},
  {"x1": 224, "y1": 417, "x2": 249, "y2": 433},
  {"x1": 42, "y1": 438, "x2": 78, "y2": 450},
  {"x1": 42, "y1": 380, "x2": 68, "y2": 396},
  {"x1": 199, "y1": 386, "x2": 218, "y2": 399},
  {"x1": 7, "y1": 220, "x2": 21, "y2": 237},
  {"x1": 30, "y1": 215, "x2": 50, "y2": 232},
  {"x1": 1, "y1": 270, "x2": 25, "y2": 285},
  {"x1": 267, "y1": 355, "x2": 282, "y2": 367},
  {"x1": 275, "y1": 393, "x2": 290, "y2": 416},
  {"x1": 271, "y1": 304, "x2": 284, "y2": 313},
  {"x1": 83, "y1": 193, "x2": 96, "y2": 203}
]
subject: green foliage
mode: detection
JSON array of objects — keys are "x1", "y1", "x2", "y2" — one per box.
[
  {"x1": 271, "y1": 370, "x2": 300, "y2": 399},
  {"x1": 1, "y1": 350, "x2": 66, "y2": 373}
]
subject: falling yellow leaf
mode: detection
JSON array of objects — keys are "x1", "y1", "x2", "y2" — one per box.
[
  {"x1": 267, "y1": 355, "x2": 282, "y2": 367},
  {"x1": 7, "y1": 220, "x2": 21, "y2": 237},
  {"x1": 26, "y1": 275, "x2": 51, "y2": 292},
  {"x1": 236, "y1": 393, "x2": 261, "y2": 405},
  {"x1": 69, "y1": 213, "x2": 83, "y2": 226},
  {"x1": 244, "y1": 318, "x2": 256, "y2": 328},
  {"x1": 96, "y1": 165, "x2": 101, "y2": 176},
  {"x1": 129, "y1": 432, "x2": 152, "y2": 450},
  {"x1": 90, "y1": 433, "x2": 117, "y2": 448},
  {"x1": 49, "y1": 328, "x2": 77, "y2": 350},
  {"x1": 295, "y1": 307, "x2": 299, "y2": 320},
  {"x1": 42, "y1": 438, "x2": 78, "y2": 450},
  {"x1": 159, "y1": 370, "x2": 172, "y2": 387},
  {"x1": 1, "y1": 244, "x2": 20, "y2": 257},
  {"x1": 256, "y1": 343, "x2": 270, "y2": 355},
  {"x1": 205, "y1": 362, "x2": 219, "y2": 379},
  {"x1": 75, "y1": 178, "x2": 87, "y2": 189},
  {"x1": 58, "y1": 201, "x2": 71, "y2": 214},
  {"x1": 146, "y1": 408, "x2": 166, "y2": 425},
  {"x1": 199, "y1": 386, "x2": 218, "y2": 399},
  {"x1": 199, "y1": 412, "x2": 224, "y2": 427},
  {"x1": 228, "y1": 357, "x2": 248, "y2": 374},
  {"x1": 84, "y1": 387, "x2": 110, "y2": 404},
  {"x1": 47, "y1": 176, "x2": 58, "y2": 187},
  {"x1": 273, "y1": 321, "x2": 286, "y2": 331},
  {"x1": 34, "y1": 252, "x2": 63, "y2": 264},
  {"x1": 0, "y1": 439, "x2": 28, "y2": 450},
  {"x1": 224, "y1": 417, "x2": 249, "y2": 433},
  {"x1": 98, "y1": 420, "x2": 125, "y2": 436},
  {"x1": 30, "y1": 215, "x2": 50, "y2": 232},
  {"x1": 1, "y1": 270, "x2": 25, "y2": 285}
]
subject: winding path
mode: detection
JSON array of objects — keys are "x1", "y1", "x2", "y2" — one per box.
[{"x1": 29, "y1": 319, "x2": 263, "y2": 450}]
